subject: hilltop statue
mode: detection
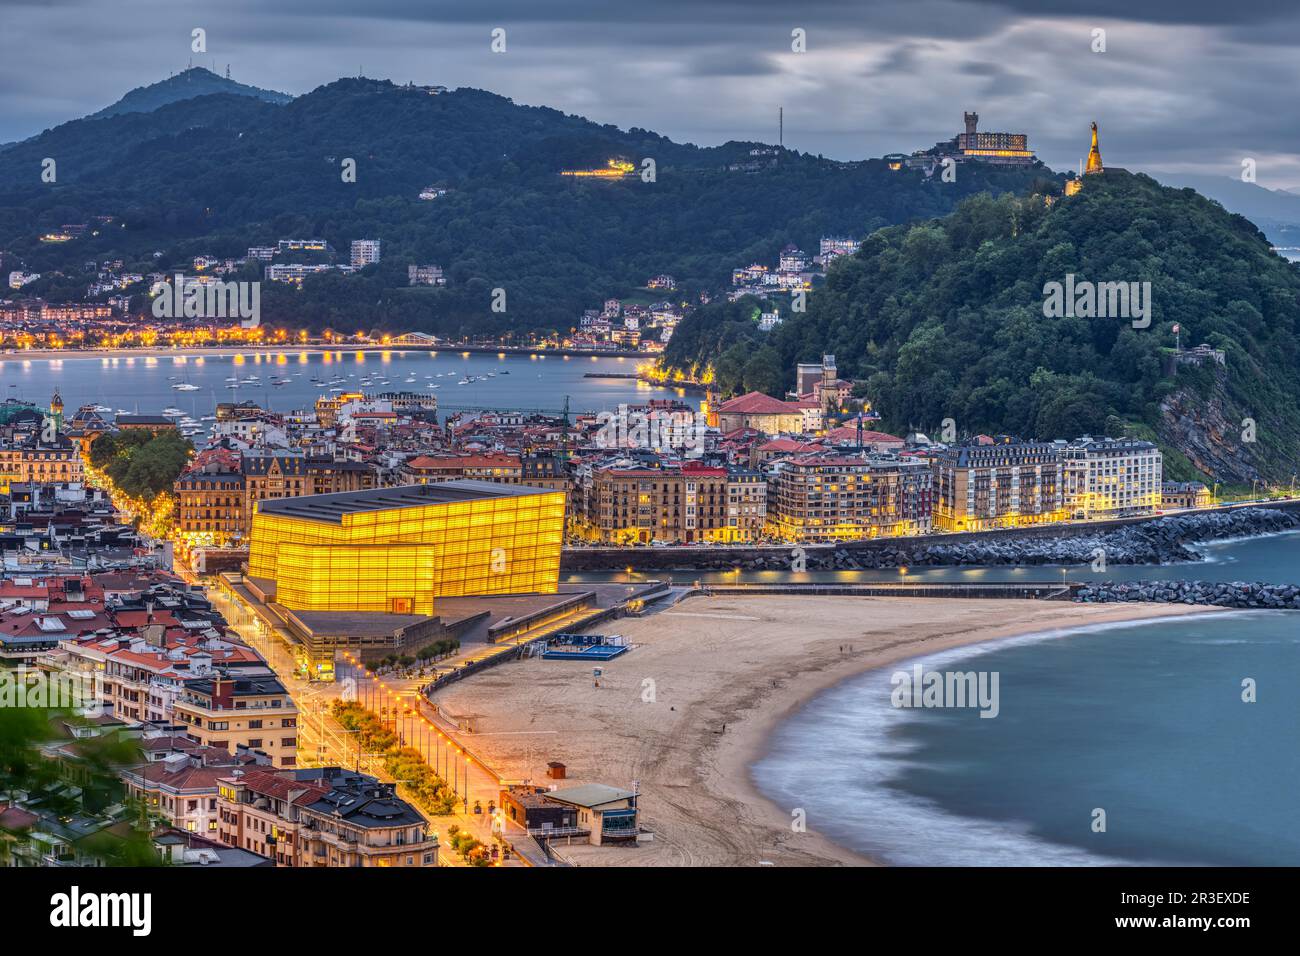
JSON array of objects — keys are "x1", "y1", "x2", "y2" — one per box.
[{"x1": 1085, "y1": 121, "x2": 1104, "y2": 175}]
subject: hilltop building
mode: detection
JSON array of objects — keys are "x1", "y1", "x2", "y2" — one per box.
[{"x1": 908, "y1": 111, "x2": 1036, "y2": 173}]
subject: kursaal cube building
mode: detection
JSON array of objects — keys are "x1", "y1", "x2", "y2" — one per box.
[{"x1": 247, "y1": 481, "x2": 565, "y2": 615}]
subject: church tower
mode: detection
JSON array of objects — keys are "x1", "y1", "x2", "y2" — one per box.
[
  {"x1": 50, "y1": 388, "x2": 64, "y2": 427},
  {"x1": 1085, "y1": 121, "x2": 1104, "y2": 175}
]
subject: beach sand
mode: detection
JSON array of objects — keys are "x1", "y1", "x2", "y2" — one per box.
[{"x1": 432, "y1": 595, "x2": 1224, "y2": 867}]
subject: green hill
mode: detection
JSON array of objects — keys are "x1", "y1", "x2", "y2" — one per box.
[
  {"x1": 662, "y1": 171, "x2": 1300, "y2": 483},
  {"x1": 86, "y1": 67, "x2": 292, "y2": 121},
  {"x1": 0, "y1": 76, "x2": 1047, "y2": 337}
]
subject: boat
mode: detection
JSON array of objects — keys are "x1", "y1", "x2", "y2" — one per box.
[{"x1": 172, "y1": 382, "x2": 200, "y2": 391}]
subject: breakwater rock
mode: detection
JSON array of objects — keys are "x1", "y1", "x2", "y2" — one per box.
[
  {"x1": 1075, "y1": 580, "x2": 1300, "y2": 609},
  {"x1": 820, "y1": 507, "x2": 1300, "y2": 571}
]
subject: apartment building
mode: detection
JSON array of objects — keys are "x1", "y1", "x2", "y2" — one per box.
[
  {"x1": 350, "y1": 239, "x2": 382, "y2": 268},
  {"x1": 218, "y1": 767, "x2": 439, "y2": 867},
  {"x1": 72, "y1": 632, "x2": 264, "y2": 723},
  {"x1": 122, "y1": 747, "x2": 266, "y2": 838},
  {"x1": 724, "y1": 468, "x2": 768, "y2": 542},
  {"x1": 175, "y1": 466, "x2": 245, "y2": 547},
  {"x1": 173, "y1": 676, "x2": 299, "y2": 768},
  {"x1": 1064, "y1": 437, "x2": 1162, "y2": 519},
  {"x1": 575, "y1": 462, "x2": 737, "y2": 544},
  {"x1": 766, "y1": 453, "x2": 933, "y2": 542},
  {"x1": 0, "y1": 434, "x2": 83, "y2": 493},
  {"x1": 241, "y1": 450, "x2": 310, "y2": 528},
  {"x1": 930, "y1": 438, "x2": 1066, "y2": 532}
]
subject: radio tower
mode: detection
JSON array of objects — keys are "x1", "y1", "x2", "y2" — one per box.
[{"x1": 779, "y1": 107, "x2": 783, "y2": 149}]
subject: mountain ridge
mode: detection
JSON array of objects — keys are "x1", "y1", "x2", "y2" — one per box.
[{"x1": 0, "y1": 76, "x2": 1049, "y2": 336}]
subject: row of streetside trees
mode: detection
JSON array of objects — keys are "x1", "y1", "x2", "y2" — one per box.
[
  {"x1": 88, "y1": 428, "x2": 193, "y2": 502},
  {"x1": 331, "y1": 701, "x2": 458, "y2": 816}
]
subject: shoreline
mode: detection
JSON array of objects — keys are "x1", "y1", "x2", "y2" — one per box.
[
  {"x1": 0, "y1": 344, "x2": 652, "y2": 363},
  {"x1": 719, "y1": 601, "x2": 1232, "y2": 867},
  {"x1": 432, "y1": 596, "x2": 1226, "y2": 867}
]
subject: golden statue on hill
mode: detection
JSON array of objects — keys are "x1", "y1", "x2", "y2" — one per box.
[
  {"x1": 1065, "y1": 122, "x2": 1105, "y2": 195},
  {"x1": 1085, "y1": 122, "x2": 1104, "y2": 174}
]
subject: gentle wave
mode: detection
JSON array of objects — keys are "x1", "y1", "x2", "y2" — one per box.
[{"x1": 753, "y1": 610, "x2": 1274, "y2": 867}]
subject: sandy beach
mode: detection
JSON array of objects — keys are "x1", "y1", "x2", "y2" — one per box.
[{"x1": 432, "y1": 595, "x2": 1225, "y2": 867}]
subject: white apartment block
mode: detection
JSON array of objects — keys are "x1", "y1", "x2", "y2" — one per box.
[
  {"x1": 1065, "y1": 437, "x2": 1163, "y2": 519},
  {"x1": 351, "y1": 239, "x2": 382, "y2": 268}
]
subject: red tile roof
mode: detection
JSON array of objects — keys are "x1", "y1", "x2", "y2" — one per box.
[
  {"x1": 822, "y1": 426, "x2": 904, "y2": 444},
  {"x1": 717, "y1": 391, "x2": 800, "y2": 415}
]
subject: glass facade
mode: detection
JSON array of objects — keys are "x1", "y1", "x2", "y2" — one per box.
[{"x1": 248, "y1": 485, "x2": 565, "y2": 614}]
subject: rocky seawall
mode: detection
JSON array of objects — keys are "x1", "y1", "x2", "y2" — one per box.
[
  {"x1": 1075, "y1": 580, "x2": 1300, "y2": 609},
  {"x1": 582, "y1": 507, "x2": 1300, "y2": 573},
  {"x1": 812, "y1": 507, "x2": 1300, "y2": 571}
]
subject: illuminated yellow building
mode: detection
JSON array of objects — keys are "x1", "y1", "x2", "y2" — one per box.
[{"x1": 247, "y1": 481, "x2": 565, "y2": 615}]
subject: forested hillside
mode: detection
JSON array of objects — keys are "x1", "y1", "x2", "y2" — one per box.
[
  {"x1": 662, "y1": 172, "x2": 1300, "y2": 482},
  {"x1": 0, "y1": 76, "x2": 1046, "y2": 336}
]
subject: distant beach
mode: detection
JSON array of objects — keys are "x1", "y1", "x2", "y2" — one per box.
[{"x1": 430, "y1": 595, "x2": 1222, "y2": 866}]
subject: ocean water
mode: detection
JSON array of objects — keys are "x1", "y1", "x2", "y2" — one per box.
[
  {"x1": 0, "y1": 349, "x2": 695, "y2": 422},
  {"x1": 754, "y1": 609, "x2": 1300, "y2": 866}
]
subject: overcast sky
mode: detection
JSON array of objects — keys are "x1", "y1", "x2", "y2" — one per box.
[{"x1": 4, "y1": 0, "x2": 1300, "y2": 187}]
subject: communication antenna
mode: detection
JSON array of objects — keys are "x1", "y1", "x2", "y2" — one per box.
[{"x1": 779, "y1": 106, "x2": 783, "y2": 148}]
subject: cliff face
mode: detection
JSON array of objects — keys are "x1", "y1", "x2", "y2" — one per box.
[{"x1": 1158, "y1": 372, "x2": 1260, "y2": 484}]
